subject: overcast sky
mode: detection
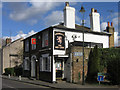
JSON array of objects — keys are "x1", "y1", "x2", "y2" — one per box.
[{"x1": 1, "y1": 1, "x2": 120, "y2": 46}]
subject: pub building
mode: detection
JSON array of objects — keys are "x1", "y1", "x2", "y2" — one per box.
[{"x1": 23, "y1": 2, "x2": 114, "y2": 83}]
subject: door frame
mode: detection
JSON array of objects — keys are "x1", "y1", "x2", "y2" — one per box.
[
  {"x1": 31, "y1": 55, "x2": 36, "y2": 77},
  {"x1": 55, "y1": 58, "x2": 64, "y2": 80}
]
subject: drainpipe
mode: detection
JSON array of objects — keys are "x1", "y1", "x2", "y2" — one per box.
[{"x1": 70, "y1": 53, "x2": 72, "y2": 83}]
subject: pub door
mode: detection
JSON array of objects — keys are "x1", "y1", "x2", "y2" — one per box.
[{"x1": 55, "y1": 59, "x2": 63, "y2": 79}]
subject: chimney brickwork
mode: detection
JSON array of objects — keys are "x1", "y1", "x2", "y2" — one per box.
[
  {"x1": 106, "y1": 22, "x2": 114, "y2": 48},
  {"x1": 6, "y1": 38, "x2": 11, "y2": 45}
]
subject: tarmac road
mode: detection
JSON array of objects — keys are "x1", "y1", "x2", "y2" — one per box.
[{"x1": 2, "y1": 78, "x2": 51, "y2": 90}]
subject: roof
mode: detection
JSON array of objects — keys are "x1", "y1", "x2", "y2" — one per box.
[
  {"x1": 2, "y1": 38, "x2": 23, "y2": 48},
  {"x1": 53, "y1": 23, "x2": 111, "y2": 36},
  {"x1": 23, "y1": 23, "x2": 111, "y2": 41}
]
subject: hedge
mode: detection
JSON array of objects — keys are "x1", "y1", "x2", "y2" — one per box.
[
  {"x1": 4, "y1": 68, "x2": 14, "y2": 76},
  {"x1": 86, "y1": 47, "x2": 120, "y2": 85}
]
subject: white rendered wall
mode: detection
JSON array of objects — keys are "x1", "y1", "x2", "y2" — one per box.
[
  {"x1": 64, "y1": 6, "x2": 75, "y2": 29},
  {"x1": 90, "y1": 12, "x2": 100, "y2": 32},
  {"x1": 84, "y1": 33, "x2": 109, "y2": 48},
  {"x1": 53, "y1": 28, "x2": 109, "y2": 55}
]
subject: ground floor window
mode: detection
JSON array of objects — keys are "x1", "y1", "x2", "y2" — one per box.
[
  {"x1": 40, "y1": 54, "x2": 51, "y2": 72},
  {"x1": 24, "y1": 57, "x2": 30, "y2": 70}
]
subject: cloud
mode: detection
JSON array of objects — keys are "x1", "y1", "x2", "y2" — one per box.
[
  {"x1": 9, "y1": 1, "x2": 61, "y2": 24},
  {"x1": 44, "y1": 10, "x2": 82, "y2": 27},
  {"x1": 26, "y1": 19, "x2": 38, "y2": 26},
  {"x1": 75, "y1": 15, "x2": 81, "y2": 24},
  {"x1": 3, "y1": 30, "x2": 37, "y2": 41},
  {"x1": 70, "y1": 2, "x2": 77, "y2": 6},
  {"x1": 112, "y1": 17, "x2": 118, "y2": 28},
  {"x1": 101, "y1": 22, "x2": 107, "y2": 31},
  {"x1": 44, "y1": 11, "x2": 63, "y2": 26},
  {"x1": 0, "y1": 1, "x2": 2, "y2": 8}
]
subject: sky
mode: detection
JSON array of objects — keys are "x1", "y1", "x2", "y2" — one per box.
[{"x1": 1, "y1": 1, "x2": 120, "y2": 46}]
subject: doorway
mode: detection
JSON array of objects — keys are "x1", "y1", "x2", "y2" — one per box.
[
  {"x1": 55, "y1": 59, "x2": 63, "y2": 80},
  {"x1": 31, "y1": 55, "x2": 36, "y2": 77}
]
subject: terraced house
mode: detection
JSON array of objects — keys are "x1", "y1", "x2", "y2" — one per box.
[{"x1": 23, "y1": 2, "x2": 114, "y2": 83}]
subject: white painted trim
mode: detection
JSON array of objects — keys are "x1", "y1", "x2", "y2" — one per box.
[
  {"x1": 52, "y1": 56, "x2": 56, "y2": 82},
  {"x1": 57, "y1": 55, "x2": 69, "y2": 57}
]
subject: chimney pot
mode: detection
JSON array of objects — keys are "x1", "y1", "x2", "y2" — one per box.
[
  {"x1": 107, "y1": 22, "x2": 110, "y2": 27},
  {"x1": 111, "y1": 22, "x2": 113, "y2": 27},
  {"x1": 65, "y1": 2, "x2": 69, "y2": 7},
  {"x1": 6, "y1": 38, "x2": 11, "y2": 45},
  {"x1": 94, "y1": 9, "x2": 97, "y2": 12}
]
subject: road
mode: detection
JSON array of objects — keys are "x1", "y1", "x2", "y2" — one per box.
[{"x1": 2, "y1": 78, "x2": 51, "y2": 90}]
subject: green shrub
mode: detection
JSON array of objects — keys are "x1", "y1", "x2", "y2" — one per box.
[
  {"x1": 14, "y1": 66, "x2": 23, "y2": 76},
  {"x1": 5, "y1": 68, "x2": 14, "y2": 76},
  {"x1": 107, "y1": 57, "x2": 120, "y2": 85},
  {"x1": 86, "y1": 45, "x2": 100, "y2": 82}
]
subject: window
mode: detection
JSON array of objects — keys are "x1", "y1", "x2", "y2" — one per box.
[
  {"x1": 40, "y1": 54, "x2": 51, "y2": 72},
  {"x1": 42, "y1": 31, "x2": 48, "y2": 47},
  {"x1": 25, "y1": 40, "x2": 29, "y2": 52},
  {"x1": 24, "y1": 57, "x2": 30, "y2": 70},
  {"x1": 31, "y1": 37, "x2": 36, "y2": 50}
]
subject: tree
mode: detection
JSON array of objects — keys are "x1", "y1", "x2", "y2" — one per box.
[{"x1": 86, "y1": 45, "x2": 100, "y2": 82}]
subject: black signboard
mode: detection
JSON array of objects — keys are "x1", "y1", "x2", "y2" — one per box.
[{"x1": 54, "y1": 32, "x2": 65, "y2": 50}]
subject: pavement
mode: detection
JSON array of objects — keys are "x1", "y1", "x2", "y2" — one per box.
[{"x1": 2, "y1": 75, "x2": 119, "y2": 89}]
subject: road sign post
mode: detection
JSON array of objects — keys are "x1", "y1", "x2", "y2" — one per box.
[{"x1": 98, "y1": 73, "x2": 104, "y2": 85}]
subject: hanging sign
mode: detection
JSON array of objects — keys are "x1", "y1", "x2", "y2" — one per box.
[{"x1": 54, "y1": 32, "x2": 65, "y2": 50}]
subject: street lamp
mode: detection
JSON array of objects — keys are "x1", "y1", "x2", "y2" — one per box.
[{"x1": 80, "y1": 5, "x2": 85, "y2": 85}]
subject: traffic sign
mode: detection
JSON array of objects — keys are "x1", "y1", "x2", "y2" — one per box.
[{"x1": 98, "y1": 75, "x2": 104, "y2": 81}]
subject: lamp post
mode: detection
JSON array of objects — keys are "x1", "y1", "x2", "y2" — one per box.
[{"x1": 80, "y1": 6, "x2": 85, "y2": 85}]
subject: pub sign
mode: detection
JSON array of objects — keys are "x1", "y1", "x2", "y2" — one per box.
[{"x1": 54, "y1": 32, "x2": 65, "y2": 50}]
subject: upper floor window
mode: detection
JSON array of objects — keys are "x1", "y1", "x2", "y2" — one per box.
[
  {"x1": 25, "y1": 40, "x2": 29, "y2": 52},
  {"x1": 42, "y1": 31, "x2": 48, "y2": 47},
  {"x1": 31, "y1": 37, "x2": 36, "y2": 50}
]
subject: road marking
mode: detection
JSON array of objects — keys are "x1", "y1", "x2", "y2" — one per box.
[{"x1": 2, "y1": 84, "x2": 19, "y2": 90}]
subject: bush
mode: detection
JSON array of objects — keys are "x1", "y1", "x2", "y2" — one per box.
[
  {"x1": 14, "y1": 66, "x2": 23, "y2": 76},
  {"x1": 86, "y1": 45, "x2": 100, "y2": 82},
  {"x1": 5, "y1": 68, "x2": 14, "y2": 76},
  {"x1": 107, "y1": 57, "x2": 120, "y2": 85},
  {"x1": 86, "y1": 47, "x2": 120, "y2": 84}
]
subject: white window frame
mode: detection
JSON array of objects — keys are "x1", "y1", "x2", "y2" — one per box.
[
  {"x1": 24, "y1": 57, "x2": 30, "y2": 70},
  {"x1": 40, "y1": 54, "x2": 51, "y2": 72}
]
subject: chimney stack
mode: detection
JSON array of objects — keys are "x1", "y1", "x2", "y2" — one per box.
[
  {"x1": 106, "y1": 22, "x2": 114, "y2": 48},
  {"x1": 90, "y1": 8, "x2": 100, "y2": 32},
  {"x1": 6, "y1": 38, "x2": 11, "y2": 45},
  {"x1": 64, "y1": 2, "x2": 75, "y2": 29},
  {"x1": 107, "y1": 22, "x2": 110, "y2": 27}
]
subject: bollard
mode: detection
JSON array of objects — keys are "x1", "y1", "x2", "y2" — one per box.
[
  {"x1": 19, "y1": 76, "x2": 21, "y2": 80},
  {"x1": 8, "y1": 74, "x2": 10, "y2": 78}
]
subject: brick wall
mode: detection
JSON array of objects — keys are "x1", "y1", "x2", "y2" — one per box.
[{"x1": 70, "y1": 46, "x2": 91, "y2": 83}]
